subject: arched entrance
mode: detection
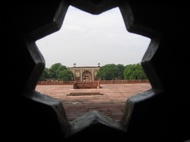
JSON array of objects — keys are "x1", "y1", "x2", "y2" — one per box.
[{"x1": 82, "y1": 70, "x2": 92, "y2": 81}]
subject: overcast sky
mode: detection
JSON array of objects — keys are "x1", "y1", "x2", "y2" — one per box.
[{"x1": 36, "y1": 6, "x2": 151, "y2": 68}]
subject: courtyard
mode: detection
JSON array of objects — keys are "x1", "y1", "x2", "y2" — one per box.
[{"x1": 35, "y1": 83, "x2": 151, "y2": 121}]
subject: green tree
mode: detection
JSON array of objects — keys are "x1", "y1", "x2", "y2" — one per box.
[
  {"x1": 116, "y1": 64, "x2": 125, "y2": 79},
  {"x1": 58, "y1": 69, "x2": 74, "y2": 81},
  {"x1": 48, "y1": 63, "x2": 67, "y2": 79},
  {"x1": 97, "y1": 64, "x2": 124, "y2": 80},
  {"x1": 39, "y1": 68, "x2": 49, "y2": 81},
  {"x1": 135, "y1": 64, "x2": 147, "y2": 79},
  {"x1": 124, "y1": 64, "x2": 135, "y2": 80},
  {"x1": 124, "y1": 63, "x2": 147, "y2": 80}
]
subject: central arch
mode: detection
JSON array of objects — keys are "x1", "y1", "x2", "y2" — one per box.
[{"x1": 82, "y1": 70, "x2": 92, "y2": 81}]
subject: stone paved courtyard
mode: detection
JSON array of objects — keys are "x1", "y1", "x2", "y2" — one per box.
[{"x1": 35, "y1": 83, "x2": 151, "y2": 121}]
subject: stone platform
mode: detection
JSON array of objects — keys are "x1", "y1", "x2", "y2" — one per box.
[{"x1": 35, "y1": 83, "x2": 151, "y2": 121}]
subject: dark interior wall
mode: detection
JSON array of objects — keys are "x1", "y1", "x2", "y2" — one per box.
[{"x1": 1, "y1": 1, "x2": 190, "y2": 141}]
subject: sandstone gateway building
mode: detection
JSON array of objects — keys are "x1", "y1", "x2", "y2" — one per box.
[{"x1": 69, "y1": 63, "x2": 100, "y2": 81}]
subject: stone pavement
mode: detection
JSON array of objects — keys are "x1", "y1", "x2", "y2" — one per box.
[{"x1": 35, "y1": 83, "x2": 151, "y2": 122}]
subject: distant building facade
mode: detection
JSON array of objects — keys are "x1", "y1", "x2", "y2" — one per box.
[{"x1": 69, "y1": 63, "x2": 100, "y2": 81}]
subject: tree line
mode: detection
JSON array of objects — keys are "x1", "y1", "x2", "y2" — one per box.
[{"x1": 39, "y1": 62, "x2": 148, "y2": 81}]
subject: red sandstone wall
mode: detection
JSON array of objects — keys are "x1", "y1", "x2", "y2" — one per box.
[{"x1": 37, "y1": 80, "x2": 149, "y2": 85}]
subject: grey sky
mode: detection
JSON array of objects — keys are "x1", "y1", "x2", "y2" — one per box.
[{"x1": 36, "y1": 6, "x2": 151, "y2": 68}]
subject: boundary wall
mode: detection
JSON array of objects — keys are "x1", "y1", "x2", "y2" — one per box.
[{"x1": 37, "y1": 80, "x2": 149, "y2": 85}]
